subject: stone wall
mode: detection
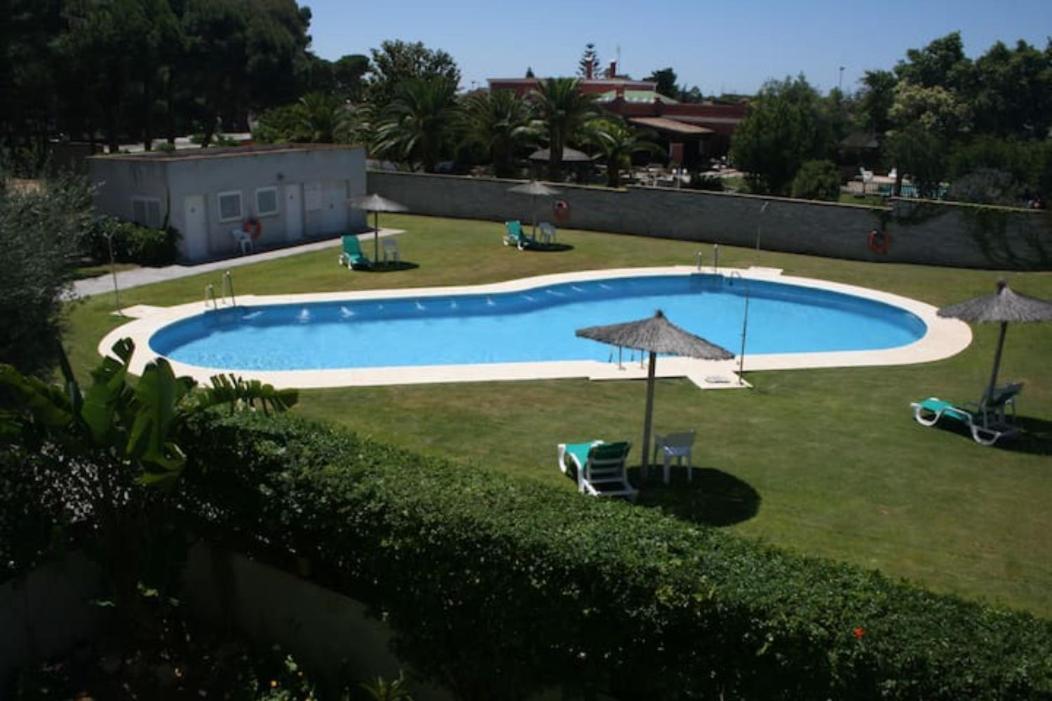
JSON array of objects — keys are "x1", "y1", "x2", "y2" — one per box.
[{"x1": 368, "y1": 171, "x2": 1052, "y2": 269}]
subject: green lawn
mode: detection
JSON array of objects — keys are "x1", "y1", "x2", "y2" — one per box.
[{"x1": 66, "y1": 214, "x2": 1052, "y2": 616}]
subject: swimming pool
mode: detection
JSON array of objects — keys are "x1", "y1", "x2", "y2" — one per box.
[{"x1": 149, "y1": 273, "x2": 928, "y2": 371}]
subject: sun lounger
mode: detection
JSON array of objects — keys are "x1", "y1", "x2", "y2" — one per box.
[
  {"x1": 503, "y1": 220, "x2": 535, "y2": 250},
  {"x1": 911, "y1": 383, "x2": 1023, "y2": 446},
  {"x1": 338, "y1": 234, "x2": 371, "y2": 269},
  {"x1": 557, "y1": 440, "x2": 636, "y2": 500}
]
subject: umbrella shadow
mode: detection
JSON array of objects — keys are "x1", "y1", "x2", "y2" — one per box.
[
  {"x1": 632, "y1": 466, "x2": 761, "y2": 527},
  {"x1": 921, "y1": 414, "x2": 1052, "y2": 455},
  {"x1": 527, "y1": 242, "x2": 574, "y2": 253},
  {"x1": 361, "y1": 261, "x2": 420, "y2": 273}
]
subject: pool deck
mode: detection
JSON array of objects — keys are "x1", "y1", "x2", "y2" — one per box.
[{"x1": 99, "y1": 266, "x2": 972, "y2": 390}]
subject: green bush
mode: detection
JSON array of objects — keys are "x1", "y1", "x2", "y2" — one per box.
[
  {"x1": 179, "y1": 412, "x2": 1052, "y2": 700},
  {"x1": 790, "y1": 159, "x2": 841, "y2": 201},
  {"x1": 86, "y1": 216, "x2": 179, "y2": 266}
]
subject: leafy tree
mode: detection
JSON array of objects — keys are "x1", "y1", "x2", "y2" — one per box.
[
  {"x1": 856, "y1": 69, "x2": 897, "y2": 134},
  {"x1": 947, "y1": 168, "x2": 1024, "y2": 206},
  {"x1": 895, "y1": 31, "x2": 974, "y2": 92},
  {"x1": 530, "y1": 77, "x2": 599, "y2": 181},
  {"x1": 729, "y1": 75, "x2": 832, "y2": 195},
  {"x1": 253, "y1": 103, "x2": 308, "y2": 143},
  {"x1": 333, "y1": 53, "x2": 370, "y2": 102},
  {"x1": 949, "y1": 136, "x2": 1036, "y2": 185},
  {"x1": 889, "y1": 81, "x2": 971, "y2": 137},
  {"x1": 790, "y1": 159, "x2": 841, "y2": 201},
  {"x1": 578, "y1": 43, "x2": 600, "y2": 78},
  {"x1": 459, "y1": 89, "x2": 536, "y2": 178},
  {"x1": 0, "y1": 174, "x2": 94, "y2": 376},
  {"x1": 0, "y1": 338, "x2": 297, "y2": 633},
  {"x1": 296, "y1": 92, "x2": 351, "y2": 143},
  {"x1": 646, "y1": 68, "x2": 679, "y2": 99},
  {"x1": 373, "y1": 77, "x2": 459, "y2": 172},
  {"x1": 588, "y1": 119, "x2": 660, "y2": 187},
  {"x1": 678, "y1": 86, "x2": 705, "y2": 103},
  {"x1": 367, "y1": 40, "x2": 460, "y2": 110},
  {"x1": 884, "y1": 124, "x2": 948, "y2": 198},
  {"x1": 972, "y1": 39, "x2": 1052, "y2": 138}
]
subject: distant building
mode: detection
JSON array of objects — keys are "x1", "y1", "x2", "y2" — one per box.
[
  {"x1": 488, "y1": 66, "x2": 748, "y2": 167},
  {"x1": 89, "y1": 144, "x2": 366, "y2": 263}
]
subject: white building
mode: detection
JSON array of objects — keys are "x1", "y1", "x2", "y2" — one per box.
[{"x1": 89, "y1": 144, "x2": 367, "y2": 262}]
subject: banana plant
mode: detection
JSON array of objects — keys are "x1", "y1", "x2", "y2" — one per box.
[{"x1": 0, "y1": 337, "x2": 297, "y2": 486}]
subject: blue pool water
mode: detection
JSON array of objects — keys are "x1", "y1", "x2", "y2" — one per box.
[{"x1": 150, "y1": 274, "x2": 927, "y2": 370}]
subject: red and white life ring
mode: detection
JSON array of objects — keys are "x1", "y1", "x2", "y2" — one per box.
[
  {"x1": 867, "y1": 228, "x2": 891, "y2": 254},
  {"x1": 242, "y1": 218, "x2": 263, "y2": 241},
  {"x1": 553, "y1": 199, "x2": 570, "y2": 224}
]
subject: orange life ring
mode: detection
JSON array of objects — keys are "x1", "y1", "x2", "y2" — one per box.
[
  {"x1": 867, "y1": 228, "x2": 890, "y2": 254},
  {"x1": 242, "y1": 218, "x2": 262, "y2": 241},
  {"x1": 553, "y1": 199, "x2": 570, "y2": 224}
]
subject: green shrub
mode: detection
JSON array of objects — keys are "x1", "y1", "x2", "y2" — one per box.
[
  {"x1": 790, "y1": 159, "x2": 841, "y2": 201},
  {"x1": 86, "y1": 216, "x2": 179, "y2": 266},
  {"x1": 179, "y1": 412, "x2": 1052, "y2": 700}
]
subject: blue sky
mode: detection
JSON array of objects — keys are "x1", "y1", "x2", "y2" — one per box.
[{"x1": 304, "y1": 0, "x2": 1052, "y2": 95}]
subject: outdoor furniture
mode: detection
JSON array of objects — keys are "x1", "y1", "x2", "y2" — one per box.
[
  {"x1": 503, "y1": 220, "x2": 535, "y2": 250},
  {"x1": 557, "y1": 440, "x2": 637, "y2": 500},
  {"x1": 230, "y1": 228, "x2": 253, "y2": 255},
  {"x1": 382, "y1": 237, "x2": 400, "y2": 265},
  {"x1": 651, "y1": 431, "x2": 696, "y2": 484},
  {"x1": 539, "y1": 221, "x2": 557, "y2": 244},
  {"x1": 911, "y1": 383, "x2": 1023, "y2": 446},
  {"x1": 338, "y1": 234, "x2": 371, "y2": 269}
]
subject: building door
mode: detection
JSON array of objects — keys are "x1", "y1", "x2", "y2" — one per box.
[
  {"x1": 320, "y1": 180, "x2": 348, "y2": 234},
  {"x1": 284, "y1": 184, "x2": 303, "y2": 242},
  {"x1": 182, "y1": 194, "x2": 207, "y2": 261}
]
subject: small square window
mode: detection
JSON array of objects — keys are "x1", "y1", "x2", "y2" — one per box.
[
  {"x1": 217, "y1": 191, "x2": 243, "y2": 222},
  {"x1": 255, "y1": 187, "x2": 279, "y2": 217}
]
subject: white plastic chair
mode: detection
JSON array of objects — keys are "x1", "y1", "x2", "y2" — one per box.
[
  {"x1": 539, "y1": 221, "x2": 557, "y2": 244},
  {"x1": 382, "y1": 237, "x2": 400, "y2": 264},
  {"x1": 652, "y1": 431, "x2": 696, "y2": 484},
  {"x1": 230, "y1": 228, "x2": 253, "y2": 255}
]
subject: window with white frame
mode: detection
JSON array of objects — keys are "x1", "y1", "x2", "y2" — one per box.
[
  {"x1": 217, "y1": 190, "x2": 243, "y2": 222},
  {"x1": 131, "y1": 197, "x2": 162, "y2": 228},
  {"x1": 255, "y1": 187, "x2": 279, "y2": 217}
]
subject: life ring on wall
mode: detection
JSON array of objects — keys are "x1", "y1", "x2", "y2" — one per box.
[
  {"x1": 242, "y1": 218, "x2": 263, "y2": 241},
  {"x1": 553, "y1": 199, "x2": 570, "y2": 224},
  {"x1": 867, "y1": 228, "x2": 891, "y2": 254}
]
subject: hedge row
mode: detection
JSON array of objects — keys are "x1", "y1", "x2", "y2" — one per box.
[
  {"x1": 84, "y1": 216, "x2": 180, "y2": 266},
  {"x1": 180, "y1": 412, "x2": 1052, "y2": 700}
]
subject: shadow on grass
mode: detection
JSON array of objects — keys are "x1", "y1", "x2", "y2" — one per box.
[
  {"x1": 359, "y1": 261, "x2": 420, "y2": 273},
  {"x1": 527, "y1": 243, "x2": 574, "y2": 253},
  {"x1": 917, "y1": 414, "x2": 1052, "y2": 455},
  {"x1": 633, "y1": 466, "x2": 761, "y2": 527}
]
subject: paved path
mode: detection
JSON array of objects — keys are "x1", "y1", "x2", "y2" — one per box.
[{"x1": 73, "y1": 229, "x2": 402, "y2": 298}]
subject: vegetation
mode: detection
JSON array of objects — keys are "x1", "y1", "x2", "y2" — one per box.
[
  {"x1": 85, "y1": 216, "x2": 180, "y2": 267},
  {"x1": 791, "y1": 159, "x2": 842, "y2": 201},
  {"x1": 178, "y1": 410, "x2": 1052, "y2": 699},
  {"x1": 373, "y1": 77, "x2": 460, "y2": 173},
  {"x1": 61, "y1": 214, "x2": 1052, "y2": 618},
  {"x1": 588, "y1": 119, "x2": 660, "y2": 187},
  {"x1": 0, "y1": 174, "x2": 93, "y2": 376},
  {"x1": 458, "y1": 89, "x2": 537, "y2": 179},
  {"x1": 530, "y1": 77, "x2": 601, "y2": 181}
]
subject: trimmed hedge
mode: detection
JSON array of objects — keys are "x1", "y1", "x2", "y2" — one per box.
[
  {"x1": 180, "y1": 412, "x2": 1052, "y2": 700},
  {"x1": 84, "y1": 216, "x2": 180, "y2": 266}
]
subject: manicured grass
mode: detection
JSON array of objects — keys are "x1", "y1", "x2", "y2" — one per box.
[
  {"x1": 73, "y1": 262, "x2": 139, "y2": 280},
  {"x1": 65, "y1": 214, "x2": 1052, "y2": 616},
  {"x1": 838, "y1": 191, "x2": 887, "y2": 207}
]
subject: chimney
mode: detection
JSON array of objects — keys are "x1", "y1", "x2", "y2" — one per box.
[{"x1": 608, "y1": 60, "x2": 617, "y2": 79}]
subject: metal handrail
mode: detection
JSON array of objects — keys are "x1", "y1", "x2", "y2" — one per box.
[
  {"x1": 696, "y1": 251, "x2": 704, "y2": 271},
  {"x1": 713, "y1": 243, "x2": 720, "y2": 272},
  {"x1": 222, "y1": 270, "x2": 237, "y2": 306},
  {"x1": 728, "y1": 271, "x2": 750, "y2": 384},
  {"x1": 205, "y1": 284, "x2": 218, "y2": 310}
]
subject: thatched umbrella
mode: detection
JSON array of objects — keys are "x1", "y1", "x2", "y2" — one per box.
[
  {"x1": 938, "y1": 280, "x2": 1052, "y2": 402},
  {"x1": 507, "y1": 180, "x2": 560, "y2": 238},
  {"x1": 350, "y1": 193, "x2": 407, "y2": 263},
  {"x1": 528, "y1": 147, "x2": 594, "y2": 163},
  {"x1": 576, "y1": 310, "x2": 733, "y2": 478}
]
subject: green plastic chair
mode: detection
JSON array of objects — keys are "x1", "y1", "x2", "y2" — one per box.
[
  {"x1": 503, "y1": 220, "x2": 534, "y2": 250},
  {"x1": 557, "y1": 440, "x2": 636, "y2": 500},
  {"x1": 338, "y1": 234, "x2": 371, "y2": 269}
]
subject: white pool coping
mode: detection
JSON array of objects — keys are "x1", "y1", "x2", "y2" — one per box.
[{"x1": 99, "y1": 266, "x2": 972, "y2": 390}]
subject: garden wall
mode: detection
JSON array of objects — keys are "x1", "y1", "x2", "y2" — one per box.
[{"x1": 368, "y1": 171, "x2": 1052, "y2": 270}]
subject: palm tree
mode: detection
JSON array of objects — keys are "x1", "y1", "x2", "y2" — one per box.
[
  {"x1": 530, "y1": 77, "x2": 599, "y2": 181},
  {"x1": 296, "y1": 92, "x2": 351, "y2": 143},
  {"x1": 589, "y1": 118, "x2": 661, "y2": 188},
  {"x1": 373, "y1": 77, "x2": 459, "y2": 172},
  {"x1": 459, "y1": 89, "x2": 536, "y2": 178}
]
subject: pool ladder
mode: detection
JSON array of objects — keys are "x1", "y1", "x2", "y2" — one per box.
[
  {"x1": 695, "y1": 244, "x2": 720, "y2": 273},
  {"x1": 727, "y1": 271, "x2": 750, "y2": 384},
  {"x1": 204, "y1": 270, "x2": 238, "y2": 310}
]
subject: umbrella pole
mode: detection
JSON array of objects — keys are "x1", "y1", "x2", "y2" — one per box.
[
  {"x1": 373, "y1": 211, "x2": 380, "y2": 264},
  {"x1": 532, "y1": 194, "x2": 538, "y2": 239},
  {"x1": 641, "y1": 351, "x2": 657, "y2": 481},
  {"x1": 984, "y1": 321, "x2": 1008, "y2": 405}
]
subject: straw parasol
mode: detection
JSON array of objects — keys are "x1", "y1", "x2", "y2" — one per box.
[
  {"x1": 528, "y1": 147, "x2": 594, "y2": 163},
  {"x1": 938, "y1": 280, "x2": 1052, "y2": 402},
  {"x1": 350, "y1": 193, "x2": 407, "y2": 263},
  {"x1": 507, "y1": 180, "x2": 560, "y2": 238},
  {"x1": 576, "y1": 310, "x2": 733, "y2": 477}
]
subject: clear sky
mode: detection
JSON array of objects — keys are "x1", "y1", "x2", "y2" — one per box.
[{"x1": 304, "y1": 0, "x2": 1052, "y2": 95}]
